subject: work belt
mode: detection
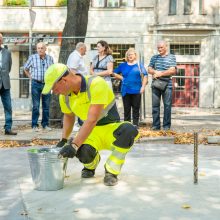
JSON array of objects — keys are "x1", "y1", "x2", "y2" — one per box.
[{"x1": 32, "y1": 79, "x2": 44, "y2": 84}]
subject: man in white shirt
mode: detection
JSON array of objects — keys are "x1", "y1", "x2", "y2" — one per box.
[
  {"x1": 67, "y1": 42, "x2": 87, "y2": 131},
  {"x1": 67, "y1": 42, "x2": 87, "y2": 75}
]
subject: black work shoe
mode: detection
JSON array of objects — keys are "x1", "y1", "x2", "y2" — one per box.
[
  {"x1": 151, "y1": 127, "x2": 160, "y2": 131},
  {"x1": 163, "y1": 127, "x2": 170, "y2": 131},
  {"x1": 81, "y1": 168, "x2": 95, "y2": 178},
  {"x1": 5, "y1": 130, "x2": 17, "y2": 135},
  {"x1": 104, "y1": 172, "x2": 118, "y2": 186}
]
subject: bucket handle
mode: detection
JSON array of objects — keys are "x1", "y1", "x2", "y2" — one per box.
[{"x1": 63, "y1": 159, "x2": 68, "y2": 177}]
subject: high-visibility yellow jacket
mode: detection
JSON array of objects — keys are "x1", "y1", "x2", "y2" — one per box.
[{"x1": 59, "y1": 75, "x2": 120, "y2": 125}]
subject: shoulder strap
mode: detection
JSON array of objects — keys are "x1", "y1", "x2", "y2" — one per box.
[
  {"x1": 65, "y1": 95, "x2": 71, "y2": 111},
  {"x1": 87, "y1": 75, "x2": 97, "y2": 101},
  {"x1": 87, "y1": 76, "x2": 115, "y2": 121},
  {"x1": 137, "y1": 62, "x2": 143, "y2": 77},
  {"x1": 95, "y1": 55, "x2": 100, "y2": 69}
]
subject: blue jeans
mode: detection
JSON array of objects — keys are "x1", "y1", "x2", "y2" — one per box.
[
  {"x1": 152, "y1": 86, "x2": 172, "y2": 129},
  {"x1": 31, "y1": 81, "x2": 51, "y2": 128},
  {"x1": 0, "y1": 87, "x2": 12, "y2": 131}
]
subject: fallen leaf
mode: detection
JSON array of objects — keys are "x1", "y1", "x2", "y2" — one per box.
[
  {"x1": 181, "y1": 204, "x2": 191, "y2": 209},
  {"x1": 199, "y1": 172, "x2": 206, "y2": 176}
]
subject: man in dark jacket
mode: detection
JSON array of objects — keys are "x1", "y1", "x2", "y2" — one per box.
[{"x1": 0, "y1": 33, "x2": 17, "y2": 135}]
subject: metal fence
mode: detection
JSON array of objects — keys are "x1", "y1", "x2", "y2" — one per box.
[{"x1": 2, "y1": 34, "x2": 220, "y2": 122}]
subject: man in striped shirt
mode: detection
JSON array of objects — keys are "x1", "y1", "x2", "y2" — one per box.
[
  {"x1": 148, "y1": 41, "x2": 176, "y2": 131},
  {"x1": 24, "y1": 42, "x2": 54, "y2": 131}
]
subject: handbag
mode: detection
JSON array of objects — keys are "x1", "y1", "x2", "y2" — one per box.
[
  {"x1": 152, "y1": 78, "x2": 169, "y2": 91},
  {"x1": 137, "y1": 62, "x2": 144, "y2": 80}
]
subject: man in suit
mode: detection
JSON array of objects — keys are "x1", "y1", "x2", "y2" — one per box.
[{"x1": 0, "y1": 33, "x2": 17, "y2": 135}]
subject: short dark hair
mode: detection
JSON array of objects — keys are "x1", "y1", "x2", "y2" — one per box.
[{"x1": 97, "y1": 40, "x2": 112, "y2": 55}]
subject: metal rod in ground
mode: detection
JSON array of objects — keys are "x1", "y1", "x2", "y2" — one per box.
[{"x1": 194, "y1": 132, "x2": 198, "y2": 184}]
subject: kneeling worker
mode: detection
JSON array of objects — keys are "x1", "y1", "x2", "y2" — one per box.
[{"x1": 42, "y1": 63, "x2": 139, "y2": 186}]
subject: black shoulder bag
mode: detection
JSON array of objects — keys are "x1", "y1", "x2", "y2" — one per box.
[{"x1": 152, "y1": 78, "x2": 169, "y2": 91}]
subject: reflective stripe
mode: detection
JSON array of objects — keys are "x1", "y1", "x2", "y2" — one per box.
[
  {"x1": 87, "y1": 76, "x2": 115, "y2": 121},
  {"x1": 105, "y1": 161, "x2": 123, "y2": 175},
  {"x1": 84, "y1": 153, "x2": 100, "y2": 170},
  {"x1": 105, "y1": 146, "x2": 130, "y2": 175},
  {"x1": 98, "y1": 99, "x2": 115, "y2": 121},
  {"x1": 112, "y1": 145, "x2": 132, "y2": 153},
  {"x1": 65, "y1": 95, "x2": 71, "y2": 111},
  {"x1": 87, "y1": 75, "x2": 97, "y2": 101},
  {"x1": 111, "y1": 151, "x2": 127, "y2": 160},
  {"x1": 108, "y1": 155, "x2": 124, "y2": 165}
]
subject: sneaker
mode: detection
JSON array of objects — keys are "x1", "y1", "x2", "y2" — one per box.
[
  {"x1": 163, "y1": 127, "x2": 170, "y2": 131},
  {"x1": 151, "y1": 126, "x2": 160, "y2": 131},
  {"x1": 104, "y1": 172, "x2": 118, "y2": 186},
  {"x1": 81, "y1": 168, "x2": 95, "y2": 178},
  {"x1": 5, "y1": 130, "x2": 17, "y2": 135},
  {"x1": 32, "y1": 127, "x2": 40, "y2": 132},
  {"x1": 43, "y1": 126, "x2": 52, "y2": 131},
  {"x1": 73, "y1": 125, "x2": 80, "y2": 132}
]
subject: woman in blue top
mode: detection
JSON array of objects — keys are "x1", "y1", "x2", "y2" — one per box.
[{"x1": 113, "y1": 48, "x2": 148, "y2": 127}]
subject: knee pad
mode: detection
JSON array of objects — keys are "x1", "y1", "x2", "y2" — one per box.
[
  {"x1": 76, "y1": 144, "x2": 97, "y2": 164},
  {"x1": 113, "y1": 123, "x2": 138, "y2": 148}
]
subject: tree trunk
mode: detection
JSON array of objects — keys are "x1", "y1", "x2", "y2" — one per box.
[{"x1": 50, "y1": 0, "x2": 90, "y2": 127}]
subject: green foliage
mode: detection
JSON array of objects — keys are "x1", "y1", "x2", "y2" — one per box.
[
  {"x1": 56, "y1": 0, "x2": 67, "y2": 6},
  {"x1": 3, "y1": 0, "x2": 28, "y2": 6}
]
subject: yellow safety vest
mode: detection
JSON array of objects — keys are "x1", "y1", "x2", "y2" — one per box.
[{"x1": 60, "y1": 75, "x2": 120, "y2": 125}]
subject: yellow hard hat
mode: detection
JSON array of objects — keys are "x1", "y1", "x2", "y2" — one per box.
[{"x1": 42, "y1": 63, "x2": 68, "y2": 94}]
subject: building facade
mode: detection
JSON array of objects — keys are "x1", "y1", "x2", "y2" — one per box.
[{"x1": 0, "y1": 0, "x2": 219, "y2": 110}]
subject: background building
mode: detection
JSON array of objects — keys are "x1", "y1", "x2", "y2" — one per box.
[{"x1": 0, "y1": 0, "x2": 219, "y2": 111}]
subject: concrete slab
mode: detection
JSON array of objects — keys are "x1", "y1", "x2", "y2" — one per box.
[
  {"x1": 1, "y1": 144, "x2": 220, "y2": 220},
  {"x1": 207, "y1": 136, "x2": 220, "y2": 144}
]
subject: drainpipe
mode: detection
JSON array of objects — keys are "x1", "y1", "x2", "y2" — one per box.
[
  {"x1": 154, "y1": 0, "x2": 159, "y2": 25},
  {"x1": 29, "y1": 0, "x2": 32, "y2": 56}
]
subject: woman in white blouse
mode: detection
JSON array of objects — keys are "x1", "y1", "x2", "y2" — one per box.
[{"x1": 90, "y1": 40, "x2": 114, "y2": 89}]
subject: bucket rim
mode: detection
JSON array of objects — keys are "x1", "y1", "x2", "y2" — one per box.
[{"x1": 27, "y1": 147, "x2": 60, "y2": 154}]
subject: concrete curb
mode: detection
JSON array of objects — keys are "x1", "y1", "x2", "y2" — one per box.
[
  {"x1": 0, "y1": 135, "x2": 175, "y2": 145},
  {"x1": 207, "y1": 136, "x2": 220, "y2": 144},
  {"x1": 138, "y1": 136, "x2": 175, "y2": 144}
]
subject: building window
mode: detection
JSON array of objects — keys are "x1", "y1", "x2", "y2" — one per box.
[
  {"x1": 107, "y1": 0, "x2": 120, "y2": 7},
  {"x1": 169, "y1": 0, "x2": 177, "y2": 15},
  {"x1": 175, "y1": 69, "x2": 185, "y2": 91},
  {"x1": 184, "y1": 0, "x2": 192, "y2": 14},
  {"x1": 121, "y1": 0, "x2": 134, "y2": 7},
  {"x1": 92, "y1": 0, "x2": 105, "y2": 7},
  {"x1": 34, "y1": 0, "x2": 46, "y2": 6},
  {"x1": 199, "y1": 0, "x2": 206, "y2": 15},
  {"x1": 170, "y1": 44, "x2": 200, "y2": 55},
  {"x1": 91, "y1": 0, "x2": 134, "y2": 8}
]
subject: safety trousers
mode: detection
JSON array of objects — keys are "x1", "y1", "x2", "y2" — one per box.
[{"x1": 77, "y1": 122, "x2": 139, "y2": 176}]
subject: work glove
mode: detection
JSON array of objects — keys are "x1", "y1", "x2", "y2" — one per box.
[
  {"x1": 56, "y1": 138, "x2": 67, "y2": 148},
  {"x1": 58, "y1": 143, "x2": 78, "y2": 158}
]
